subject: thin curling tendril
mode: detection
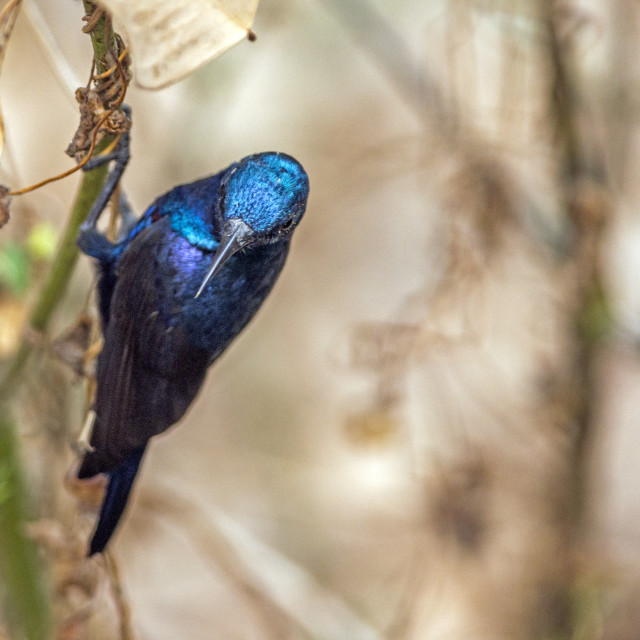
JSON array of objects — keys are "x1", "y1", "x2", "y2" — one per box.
[{"x1": 7, "y1": 21, "x2": 129, "y2": 197}]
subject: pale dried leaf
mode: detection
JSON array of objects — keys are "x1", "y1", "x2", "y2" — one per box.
[
  {"x1": 0, "y1": 0, "x2": 23, "y2": 159},
  {"x1": 98, "y1": 0, "x2": 260, "y2": 89},
  {"x1": 0, "y1": 0, "x2": 22, "y2": 68}
]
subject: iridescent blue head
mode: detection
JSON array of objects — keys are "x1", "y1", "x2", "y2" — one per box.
[{"x1": 196, "y1": 152, "x2": 309, "y2": 298}]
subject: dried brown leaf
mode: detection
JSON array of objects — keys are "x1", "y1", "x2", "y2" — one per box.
[
  {"x1": 50, "y1": 314, "x2": 96, "y2": 377},
  {"x1": 0, "y1": 184, "x2": 9, "y2": 228}
]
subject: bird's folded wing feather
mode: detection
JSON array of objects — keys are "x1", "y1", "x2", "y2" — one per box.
[{"x1": 80, "y1": 223, "x2": 210, "y2": 477}]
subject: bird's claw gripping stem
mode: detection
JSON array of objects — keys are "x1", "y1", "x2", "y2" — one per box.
[{"x1": 77, "y1": 105, "x2": 133, "y2": 255}]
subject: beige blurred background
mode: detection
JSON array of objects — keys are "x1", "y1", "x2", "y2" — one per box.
[{"x1": 1, "y1": 1, "x2": 640, "y2": 638}]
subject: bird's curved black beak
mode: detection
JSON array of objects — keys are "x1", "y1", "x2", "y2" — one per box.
[{"x1": 195, "y1": 219, "x2": 252, "y2": 298}]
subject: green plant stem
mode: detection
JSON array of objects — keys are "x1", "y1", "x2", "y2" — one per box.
[
  {"x1": 0, "y1": 0, "x2": 121, "y2": 399},
  {"x1": 32, "y1": 167, "x2": 109, "y2": 332},
  {"x1": 0, "y1": 160, "x2": 109, "y2": 640},
  {"x1": 0, "y1": 162, "x2": 109, "y2": 401},
  {"x1": 0, "y1": 417, "x2": 50, "y2": 640},
  {"x1": 0, "y1": 7, "x2": 124, "y2": 639},
  {"x1": 0, "y1": 5, "x2": 126, "y2": 640},
  {"x1": 82, "y1": 1, "x2": 114, "y2": 74}
]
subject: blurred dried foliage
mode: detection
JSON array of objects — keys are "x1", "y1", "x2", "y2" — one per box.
[{"x1": 1, "y1": 0, "x2": 640, "y2": 639}]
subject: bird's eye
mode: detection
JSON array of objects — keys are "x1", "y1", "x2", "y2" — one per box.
[{"x1": 281, "y1": 218, "x2": 295, "y2": 233}]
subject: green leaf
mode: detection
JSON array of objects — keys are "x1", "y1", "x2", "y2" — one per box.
[
  {"x1": 0, "y1": 243, "x2": 29, "y2": 295},
  {"x1": 26, "y1": 223, "x2": 58, "y2": 262}
]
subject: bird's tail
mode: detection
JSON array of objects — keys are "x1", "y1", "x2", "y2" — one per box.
[{"x1": 88, "y1": 445, "x2": 146, "y2": 556}]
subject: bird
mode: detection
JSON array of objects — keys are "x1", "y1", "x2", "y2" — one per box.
[{"x1": 76, "y1": 147, "x2": 309, "y2": 555}]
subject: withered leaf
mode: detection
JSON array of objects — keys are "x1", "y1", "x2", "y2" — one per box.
[{"x1": 98, "y1": 0, "x2": 260, "y2": 89}]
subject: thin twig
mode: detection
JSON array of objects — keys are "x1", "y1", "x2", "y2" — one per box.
[{"x1": 104, "y1": 552, "x2": 136, "y2": 640}]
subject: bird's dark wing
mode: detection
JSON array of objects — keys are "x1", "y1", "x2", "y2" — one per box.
[{"x1": 79, "y1": 222, "x2": 210, "y2": 478}]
